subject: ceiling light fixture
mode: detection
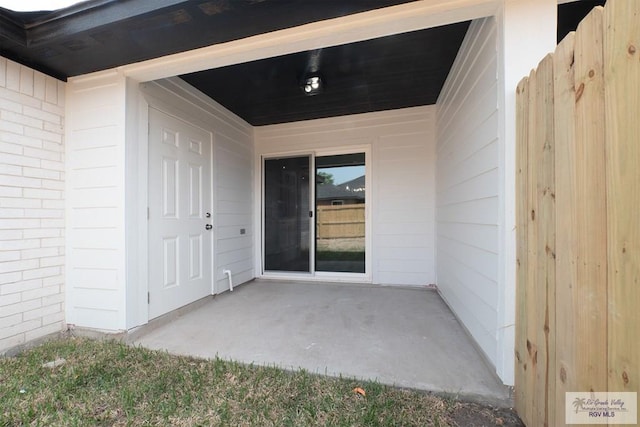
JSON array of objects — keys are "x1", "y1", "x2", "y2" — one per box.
[{"x1": 302, "y1": 75, "x2": 323, "y2": 95}]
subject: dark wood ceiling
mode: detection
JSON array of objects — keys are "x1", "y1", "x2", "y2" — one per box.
[
  {"x1": 0, "y1": 0, "x2": 605, "y2": 126},
  {"x1": 181, "y1": 23, "x2": 470, "y2": 126}
]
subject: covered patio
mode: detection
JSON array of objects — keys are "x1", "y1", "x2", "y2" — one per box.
[{"x1": 132, "y1": 280, "x2": 510, "y2": 406}]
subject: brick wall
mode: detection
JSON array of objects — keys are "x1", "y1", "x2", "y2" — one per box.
[{"x1": 0, "y1": 56, "x2": 66, "y2": 353}]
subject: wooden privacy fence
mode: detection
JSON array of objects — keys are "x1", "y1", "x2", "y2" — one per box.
[
  {"x1": 316, "y1": 204, "x2": 365, "y2": 239},
  {"x1": 515, "y1": 2, "x2": 639, "y2": 426}
]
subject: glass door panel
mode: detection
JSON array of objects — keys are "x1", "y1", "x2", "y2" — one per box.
[
  {"x1": 264, "y1": 156, "x2": 311, "y2": 272},
  {"x1": 315, "y1": 153, "x2": 365, "y2": 273}
]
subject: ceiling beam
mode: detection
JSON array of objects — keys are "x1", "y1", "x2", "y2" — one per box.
[{"x1": 91, "y1": 0, "x2": 499, "y2": 84}]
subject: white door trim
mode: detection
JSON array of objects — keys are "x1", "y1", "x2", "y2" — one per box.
[{"x1": 259, "y1": 145, "x2": 372, "y2": 282}]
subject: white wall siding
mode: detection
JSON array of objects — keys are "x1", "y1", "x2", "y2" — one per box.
[
  {"x1": 436, "y1": 18, "x2": 500, "y2": 365},
  {"x1": 141, "y1": 78, "x2": 254, "y2": 295},
  {"x1": 0, "y1": 56, "x2": 66, "y2": 353},
  {"x1": 65, "y1": 71, "x2": 127, "y2": 330},
  {"x1": 255, "y1": 107, "x2": 436, "y2": 286}
]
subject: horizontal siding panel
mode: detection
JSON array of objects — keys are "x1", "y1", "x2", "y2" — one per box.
[
  {"x1": 256, "y1": 107, "x2": 432, "y2": 141},
  {"x1": 69, "y1": 145, "x2": 119, "y2": 169},
  {"x1": 216, "y1": 199, "x2": 252, "y2": 215},
  {"x1": 71, "y1": 126, "x2": 118, "y2": 150},
  {"x1": 215, "y1": 213, "x2": 251, "y2": 227},
  {"x1": 216, "y1": 186, "x2": 252, "y2": 202},
  {"x1": 71, "y1": 248, "x2": 120, "y2": 269},
  {"x1": 216, "y1": 134, "x2": 253, "y2": 157},
  {"x1": 374, "y1": 222, "x2": 431, "y2": 236},
  {"x1": 375, "y1": 206, "x2": 432, "y2": 224},
  {"x1": 72, "y1": 307, "x2": 120, "y2": 330},
  {"x1": 72, "y1": 288, "x2": 120, "y2": 311},
  {"x1": 438, "y1": 83, "x2": 499, "y2": 153},
  {"x1": 437, "y1": 222, "x2": 498, "y2": 253},
  {"x1": 439, "y1": 48, "x2": 498, "y2": 137},
  {"x1": 376, "y1": 271, "x2": 431, "y2": 286},
  {"x1": 216, "y1": 235, "x2": 252, "y2": 253},
  {"x1": 69, "y1": 187, "x2": 119, "y2": 207},
  {"x1": 70, "y1": 268, "x2": 118, "y2": 290},
  {"x1": 437, "y1": 250, "x2": 498, "y2": 310},
  {"x1": 70, "y1": 167, "x2": 119, "y2": 189},
  {"x1": 438, "y1": 237, "x2": 498, "y2": 283},
  {"x1": 70, "y1": 207, "x2": 120, "y2": 228},
  {"x1": 435, "y1": 17, "x2": 499, "y2": 367},
  {"x1": 217, "y1": 247, "x2": 253, "y2": 266},
  {"x1": 375, "y1": 233, "x2": 434, "y2": 248},
  {"x1": 437, "y1": 168, "x2": 499, "y2": 206},
  {"x1": 438, "y1": 280, "x2": 497, "y2": 362},
  {"x1": 216, "y1": 225, "x2": 253, "y2": 240},
  {"x1": 437, "y1": 197, "x2": 498, "y2": 225},
  {"x1": 71, "y1": 106, "x2": 120, "y2": 131},
  {"x1": 220, "y1": 258, "x2": 253, "y2": 277},
  {"x1": 68, "y1": 228, "x2": 119, "y2": 249},
  {"x1": 376, "y1": 246, "x2": 433, "y2": 261},
  {"x1": 438, "y1": 19, "x2": 497, "y2": 124},
  {"x1": 438, "y1": 139, "x2": 499, "y2": 191},
  {"x1": 437, "y1": 262, "x2": 498, "y2": 332}
]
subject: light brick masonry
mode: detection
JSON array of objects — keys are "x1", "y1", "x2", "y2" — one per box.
[{"x1": 0, "y1": 56, "x2": 66, "y2": 353}]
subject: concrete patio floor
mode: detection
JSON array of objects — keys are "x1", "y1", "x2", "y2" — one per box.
[{"x1": 133, "y1": 280, "x2": 511, "y2": 405}]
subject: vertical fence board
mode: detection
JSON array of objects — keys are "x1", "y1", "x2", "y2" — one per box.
[
  {"x1": 535, "y1": 54, "x2": 556, "y2": 427},
  {"x1": 524, "y1": 67, "x2": 539, "y2": 427},
  {"x1": 604, "y1": 0, "x2": 640, "y2": 397},
  {"x1": 553, "y1": 31, "x2": 579, "y2": 427},
  {"x1": 570, "y1": 1, "x2": 608, "y2": 397},
  {"x1": 515, "y1": 76, "x2": 530, "y2": 424},
  {"x1": 555, "y1": 8, "x2": 608, "y2": 427},
  {"x1": 516, "y1": 1, "x2": 639, "y2": 424}
]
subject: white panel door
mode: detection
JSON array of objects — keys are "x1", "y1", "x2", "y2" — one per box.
[{"x1": 148, "y1": 108, "x2": 212, "y2": 319}]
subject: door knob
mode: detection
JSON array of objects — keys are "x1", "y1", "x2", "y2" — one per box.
[{"x1": 205, "y1": 224, "x2": 213, "y2": 230}]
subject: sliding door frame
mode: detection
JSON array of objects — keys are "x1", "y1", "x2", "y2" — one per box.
[{"x1": 260, "y1": 145, "x2": 371, "y2": 282}]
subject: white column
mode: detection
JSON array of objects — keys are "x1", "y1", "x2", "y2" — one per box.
[
  {"x1": 496, "y1": 0, "x2": 557, "y2": 385},
  {"x1": 65, "y1": 70, "x2": 128, "y2": 331}
]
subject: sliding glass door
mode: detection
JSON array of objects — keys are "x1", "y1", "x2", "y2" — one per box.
[
  {"x1": 315, "y1": 153, "x2": 365, "y2": 273},
  {"x1": 264, "y1": 156, "x2": 311, "y2": 272},
  {"x1": 263, "y1": 152, "x2": 366, "y2": 275}
]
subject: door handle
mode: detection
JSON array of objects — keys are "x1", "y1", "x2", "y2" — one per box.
[{"x1": 205, "y1": 224, "x2": 213, "y2": 230}]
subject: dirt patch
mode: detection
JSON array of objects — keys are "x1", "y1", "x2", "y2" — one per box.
[{"x1": 449, "y1": 402, "x2": 524, "y2": 426}]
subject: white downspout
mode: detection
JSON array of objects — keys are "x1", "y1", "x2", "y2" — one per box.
[{"x1": 223, "y1": 269, "x2": 233, "y2": 292}]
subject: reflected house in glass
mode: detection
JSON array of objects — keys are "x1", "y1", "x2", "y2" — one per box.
[{"x1": 316, "y1": 177, "x2": 365, "y2": 206}]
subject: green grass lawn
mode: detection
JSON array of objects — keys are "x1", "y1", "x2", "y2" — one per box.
[{"x1": 0, "y1": 337, "x2": 520, "y2": 426}]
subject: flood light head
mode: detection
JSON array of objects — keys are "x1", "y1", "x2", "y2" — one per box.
[{"x1": 302, "y1": 75, "x2": 323, "y2": 95}]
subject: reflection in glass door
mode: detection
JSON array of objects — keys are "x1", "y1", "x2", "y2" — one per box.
[
  {"x1": 264, "y1": 156, "x2": 311, "y2": 272},
  {"x1": 315, "y1": 153, "x2": 365, "y2": 273}
]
